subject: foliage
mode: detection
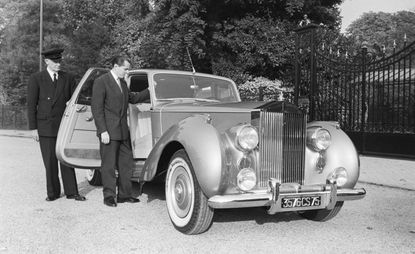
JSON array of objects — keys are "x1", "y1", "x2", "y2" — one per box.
[
  {"x1": 346, "y1": 11, "x2": 415, "y2": 55},
  {"x1": 0, "y1": 0, "x2": 343, "y2": 105},
  {"x1": 239, "y1": 77, "x2": 287, "y2": 102},
  {"x1": 211, "y1": 16, "x2": 294, "y2": 83},
  {"x1": 61, "y1": 0, "x2": 151, "y2": 74},
  {"x1": 134, "y1": 0, "x2": 342, "y2": 84},
  {"x1": 0, "y1": 0, "x2": 68, "y2": 105}
]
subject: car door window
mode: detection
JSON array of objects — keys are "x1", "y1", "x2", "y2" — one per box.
[
  {"x1": 77, "y1": 69, "x2": 109, "y2": 105},
  {"x1": 130, "y1": 74, "x2": 149, "y2": 92}
]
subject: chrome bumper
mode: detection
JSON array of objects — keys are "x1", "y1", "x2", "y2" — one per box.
[{"x1": 208, "y1": 179, "x2": 366, "y2": 214}]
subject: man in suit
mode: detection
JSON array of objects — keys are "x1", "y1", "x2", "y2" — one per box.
[
  {"x1": 27, "y1": 48, "x2": 86, "y2": 202},
  {"x1": 91, "y1": 55, "x2": 149, "y2": 207}
]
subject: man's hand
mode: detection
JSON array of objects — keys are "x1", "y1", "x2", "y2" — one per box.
[
  {"x1": 31, "y1": 129, "x2": 39, "y2": 142},
  {"x1": 101, "y1": 131, "x2": 110, "y2": 144}
]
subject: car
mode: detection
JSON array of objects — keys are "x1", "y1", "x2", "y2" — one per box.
[{"x1": 56, "y1": 68, "x2": 366, "y2": 234}]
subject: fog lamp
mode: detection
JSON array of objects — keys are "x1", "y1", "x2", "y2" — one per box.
[
  {"x1": 237, "y1": 168, "x2": 257, "y2": 191},
  {"x1": 236, "y1": 126, "x2": 259, "y2": 151},
  {"x1": 307, "y1": 127, "x2": 331, "y2": 151},
  {"x1": 327, "y1": 167, "x2": 348, "y2": 187}
]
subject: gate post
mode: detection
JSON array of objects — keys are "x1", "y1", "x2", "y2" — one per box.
[
  {"x1": 294, "y1": 24, "x2": 318, "y2": 120},
  {"x1": 361, "y1": 45, "x2": 368, "y2": 153},
  {"x1": 294, "y1": 33, "x2": 300, "y2": 106},
  {"x1": 309, "y1": 27, "x2": 317, "y2": 121}
]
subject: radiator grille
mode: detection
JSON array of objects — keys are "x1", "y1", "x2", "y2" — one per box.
[{"x1": 258, "y1": 112, "x2": 306, "y2": 187}]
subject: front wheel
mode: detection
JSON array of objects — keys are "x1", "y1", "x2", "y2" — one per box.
[
  {"x1": 85, "y1": 169, "x2": 102, "y2": 186},
  {"x1": 165, "y1": 149, "x2": 214, "y2": 234},
  {"x1": 298, "y1": 201, "x2": 344, "y2": 221}
]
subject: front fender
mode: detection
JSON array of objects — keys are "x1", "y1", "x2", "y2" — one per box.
[
  {"x1": 305, "y1": 121, "x2": 360, "y2": 188},
  {"x1": 142, "y1": 114, "x2": 224, "y2": 197}
]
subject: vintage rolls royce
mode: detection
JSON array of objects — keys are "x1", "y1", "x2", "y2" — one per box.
[{"x1": 56, "y1": 68, "x2": 366, "y2": 234}]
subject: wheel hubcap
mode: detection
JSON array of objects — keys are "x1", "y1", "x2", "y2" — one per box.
[
  {"x1": 86, "y1": 169, "x2": 94, "y2": 181},
  {"x1": 170, "y1": 166, "x2": 192, "y2": 218}
]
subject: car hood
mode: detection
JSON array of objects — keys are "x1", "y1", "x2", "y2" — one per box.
[{"x1": 156, "y1": 100, "x2": 300, "y2": 113}]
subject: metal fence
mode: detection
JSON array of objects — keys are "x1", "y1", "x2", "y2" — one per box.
[
  {"x1": 294, "y1": 24, "x2": 415, "y2": 158},
  {"x1": 0, "y1": 105, "x2": 28, "y2": 130}
]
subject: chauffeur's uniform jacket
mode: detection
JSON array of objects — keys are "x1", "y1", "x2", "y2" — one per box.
[{"x1": 27, "y1": 70, "x2": 76, "y2": 136}]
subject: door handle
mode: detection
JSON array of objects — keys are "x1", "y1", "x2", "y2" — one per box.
[
  {"x1": 85, "y1": 115, "x2": 94, "y2": 121},
  {"x1": 76, "y1": 105, "x2": 87, "y2": 112}
]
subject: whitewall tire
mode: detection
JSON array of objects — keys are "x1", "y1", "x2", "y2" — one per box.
[
  {"x1": 85, "y1": 169, "x2": 102, "y2": 186},
  {"x1": 165, "y1": 149, "x2": 214, "y2": 234}
]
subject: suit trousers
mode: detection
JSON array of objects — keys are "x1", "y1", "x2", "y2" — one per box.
[
  {"x1": 100, "y1": 139, "x2": 134, "y2": 199},
  {"x1": 39, "y1": 136, "x2": 78, "y2": 198}
]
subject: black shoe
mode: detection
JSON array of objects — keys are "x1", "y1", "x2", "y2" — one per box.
[
  {"x1": 45, "y1": 196, "x2": 58, "y2": 201},
  {"x1": 117, "y1": 197, "x2": 140, "y2": 203},
  {"x1": 66, "y1": 194, "x2": 86, "y2": 201},
  {"x1": 104, "y1": 197, "x2": 117, "y2": 207}
]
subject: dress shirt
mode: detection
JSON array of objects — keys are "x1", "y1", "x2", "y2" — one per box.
[
  {"x1": 46, "y1": 68, "x2": 58, "y2": 83},
  {"x1": 110, "y1": 70, "x2": 123, "y2": 93}
]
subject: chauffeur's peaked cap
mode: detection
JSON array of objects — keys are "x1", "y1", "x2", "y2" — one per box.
[{"x1": 41, "y1": 48, "x2": 64, "y2": 60}]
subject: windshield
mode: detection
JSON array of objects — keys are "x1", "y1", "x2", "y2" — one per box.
[{"x1": 153, "y1": 73, "x2": 240, "y2": 102}]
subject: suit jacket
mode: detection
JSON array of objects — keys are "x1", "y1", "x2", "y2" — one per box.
[
  {"x1": 91, "y1": 72, "x2": 150, "y2": 141},
  {"x1": 27, "y1": 70, "x2": 76, "y2": 137}
]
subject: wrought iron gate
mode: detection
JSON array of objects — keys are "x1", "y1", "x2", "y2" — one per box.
[{"x1": 294, "y1": 25, "x2": 415, "y2": 158}]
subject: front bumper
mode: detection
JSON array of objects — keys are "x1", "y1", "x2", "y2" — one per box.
[{"x1": 208, "y1": 179, "x2": 366, "y2": 214}]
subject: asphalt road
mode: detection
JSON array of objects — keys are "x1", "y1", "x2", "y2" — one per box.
[{"x1": 0, "y1": 136, "x2": 414, "y2": 254}]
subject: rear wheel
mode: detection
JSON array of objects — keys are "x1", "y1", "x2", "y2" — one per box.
[
  {"x1": 86, "y1": 169, "x2": 102, "y2": 186},
  {"x1": 298, "y1": 201, "x2": 344, "y2": 221},
  {"x1": 165, "y1": 149, "x2": 214, "y2": 234}
]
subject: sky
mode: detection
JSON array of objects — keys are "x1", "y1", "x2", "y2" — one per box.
[{"x1": 339, "y1": 0, "x2": 415, "y2": 32}]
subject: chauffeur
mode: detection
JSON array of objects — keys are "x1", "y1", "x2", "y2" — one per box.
[{"x1": 27, "y1": 48, "x2": 86, "y2": 202}]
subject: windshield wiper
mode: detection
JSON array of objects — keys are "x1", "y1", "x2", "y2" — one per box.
[{"x1": 195, "y1": 98, "x2": 220, "y2": 102}]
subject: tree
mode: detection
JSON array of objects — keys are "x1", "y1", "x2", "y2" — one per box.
[
  {"x1": 133, "y1": 0, "x2": 342, "y2": 84},
  {"x1": 62, "y1": 0, "x2": 150, "y2": 74},
  {"x1": 346, "y1": 11, "x2": 415, "y2": 55},
  {"x1": 0, "y1": 0, "x2": 68, "y2": 105},
  {"x1": 210, "y1": 16, "x2": 294, "y2": 83},
  {"x1": 0, "y1": 0, "x2": 344, "y2": 105}
]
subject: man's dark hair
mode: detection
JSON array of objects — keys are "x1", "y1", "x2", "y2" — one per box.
[{"x1": 111, "y1": 55, "x2": 129, "y2": 67}]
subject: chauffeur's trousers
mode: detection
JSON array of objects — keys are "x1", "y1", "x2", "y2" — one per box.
[
  {"x1": 100, "y1": 139, "x2": 134, "y2": 199},
  {"x1": 39, "y1": 136, "x2": 78, "y2": 198}
]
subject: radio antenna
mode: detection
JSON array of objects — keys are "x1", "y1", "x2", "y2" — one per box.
[{"x1": 186, "y1": 47, "x2": 196, "y2": 74}]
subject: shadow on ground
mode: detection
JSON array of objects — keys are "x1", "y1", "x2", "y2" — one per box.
[
  {"x1": 135, "y1": 181, "x2": 304, "y2": 225},
  {"x1": 78, "y1": 180, "x2": 100, "y2": 196},
  {"x1": 133, "y1": 181, "x2": 165, "y2": 202},
  {"x1": 213, "y1": 208, "x2": 303, "y2": 225}
]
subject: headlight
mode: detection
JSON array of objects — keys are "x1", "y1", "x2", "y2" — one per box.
[
  {"x1": 236, "y1": 125, "x2": 259, "y2": 151},
  {"x1": 237, "y1": 168, "x2": 257, "y2": 191},
  {"x1": 307, "y1": 127, "x2": 331, "y2": 151},
  {"x1": 327, "y1": 167, "x2": 348, "y2": 187}
]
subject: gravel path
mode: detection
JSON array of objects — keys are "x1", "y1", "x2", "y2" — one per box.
[{"x1": 0, "y1": 136, "x2": 414, "y2": 253}]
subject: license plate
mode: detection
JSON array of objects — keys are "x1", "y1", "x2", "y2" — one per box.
[{"x1": 281, "y1": 196, "x2": 321, "y2": 208}]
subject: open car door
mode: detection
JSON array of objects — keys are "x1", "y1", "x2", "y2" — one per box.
[
  {"x1": 56, "y1": 68, "x2": 109, "y2": 168},
  {"x1": 127, "y1": 72, "x2": 153, "y2": 159}
]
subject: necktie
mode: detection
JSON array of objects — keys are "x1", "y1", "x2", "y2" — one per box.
[
  {"x1": 53, "y1": 73, "x2": 57, "y2": 85},
  {"x1": 117, "y1": 78, "x2": 123, "y2": 93}
]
